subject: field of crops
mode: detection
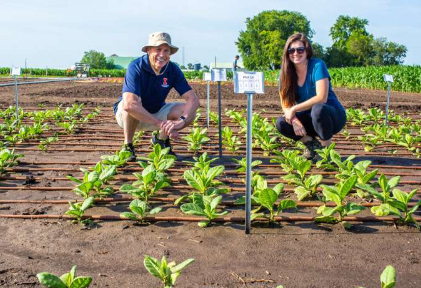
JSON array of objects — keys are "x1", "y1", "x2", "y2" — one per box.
[
  {"x1": 2, "y1": 64, "x2": 421, "y2": 93},
  {"x1": 0, "y1": 81, "x2": 420, "y2": 287}
]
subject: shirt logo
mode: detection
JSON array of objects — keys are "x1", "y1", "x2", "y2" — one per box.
[{"x1": 161, "y1": 78, "x2": 169, "y2": 88}]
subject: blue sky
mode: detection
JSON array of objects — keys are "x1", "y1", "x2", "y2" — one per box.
[{"x1": 1, "y1": 0, "x2": 420, "y2": 69}]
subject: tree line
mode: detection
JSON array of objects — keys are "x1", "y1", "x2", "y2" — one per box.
[{"x1": 237, "y1": 10, "x2": 407, "y2": 70}]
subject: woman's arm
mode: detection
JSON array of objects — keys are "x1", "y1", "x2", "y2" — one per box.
[{"x1": 287, "y1": 78, "x2": 329, "y2": 118}]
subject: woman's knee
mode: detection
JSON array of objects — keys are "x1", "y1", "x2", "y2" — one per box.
[
  {"x1": 310, "y1": 103, "x2": 327, "y2": 119},
  {"x1": 275, "y1": 116, "x2": 288, "y2": 132}
]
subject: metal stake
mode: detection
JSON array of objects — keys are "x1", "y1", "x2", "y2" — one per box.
[
  {"x1": 14, "y1": 75, "x2": 19, "y2": 120},
  {"x1": 245, "y1": 93, "x2": 253, "y2": 234},
  {"x1": 218, "y1": 81, "x2": 222, "y2": 157},
  {"x1": 206, "y1": 80, "x2": 210, "y2": 128},
  {"x1": 385, "y1": 82, "x2": 391, "y2": 126}
]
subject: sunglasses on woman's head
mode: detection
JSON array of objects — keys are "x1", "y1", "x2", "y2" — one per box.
[{"x1": 288, "y1": 47, "x2": 306, "y2": 55}]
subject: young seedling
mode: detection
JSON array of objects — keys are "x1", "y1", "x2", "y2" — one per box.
[
  {"x1": 183, "y1": 127, "x2": 210, "y2": 153},
  {"x1": 209, "y1": 110, "x2": 219, "y2": 126},
  {"x1": 0, "y1": 148, "x2": 24, "y2": 175},
  {"x1": 251, "y1": 184, "x2": 297, "y2": 222},
  {"x1": 65, "y1": 196, "x2": 94, "y2": 225},
  {"x1": 139, "y1": 143, "x2": 176, "y2": 182},
  {"x1": 120, "y1": 165, "x2": 170, "y2": 204},
  {"x1": 314, "y1": 143, "x2": 336, "y2": 170},
  {"x1": 358, "y1": 265, "x2": 396, "y2": 288},
  {"x1": 101, "y1": 148, "x2": 133, "y2": 167},
  {"x1": 67, "y1": 164, "x2": 116, "y2": 199},
  {"x1": 39, "y1": 135, "x2": 59, "y2": 151},
  {"x1": 120, "y1": 199, "x2": 162, "y2": 223},
  {"x1": 389, "y1": 188, "x2": 421, "y2": 229},
  {"x1": 270, "y1": 149, "x2": 302, "y2": 174},
  {"x1": 144, "y1": 255, "x2": 194, "y2": 288},
  {"x1": 231, "y1": 157, "x2": 262, "y2": 174},
  {"x1": 316, "y1": 176, "x2": 365, "y2": 228},
  {"x1": 181, "y1": 195, "x2": 228, "y2": 227},
  {"x1": 293, "y1": 174, "x2": 323, "y2": 201},
  {"x1": 356, "y1": 174, "x2": 401, "y2": 216},
  {"x1": 37, "y1": 265, "x2": 92, "y2": 288},
  {"x1": 221, "y1": 126, "x2": 241, "y2": 154}
]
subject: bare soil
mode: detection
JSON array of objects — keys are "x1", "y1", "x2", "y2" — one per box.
[{"x1": 0, "y1": 80, "x2": 421, "y2": 288}]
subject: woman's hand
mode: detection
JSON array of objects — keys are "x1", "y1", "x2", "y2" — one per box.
[
  {"x1": 292, "y1": 118, "x2": 307, "y2": 137},
  {"x1": 284, "y1": 107, "x2": 296, "y2": 124}
]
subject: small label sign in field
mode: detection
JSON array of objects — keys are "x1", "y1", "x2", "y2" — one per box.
[
  {"x1": 234, "y1": 72, "x2": 264, "y2": 94},
  {"x1": 11, "y1": 67, "x2": 21, "y2": 76},
  {"x1": 211, "y1": 69, "x2": 227, "y2": 82},
  {"x1": 203, "y1": 72, "x2": 212, "y2": 81}
]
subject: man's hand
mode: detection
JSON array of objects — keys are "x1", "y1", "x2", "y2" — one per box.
[
  {"x1": 292, "y1": 118, "x2": 307, "y2": 137},
  {"x1": 161, "y1": 119, "x2": 184, "y2": 136}
]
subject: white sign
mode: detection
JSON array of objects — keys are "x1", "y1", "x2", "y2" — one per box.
[
  {"x1": 11, "y1": 67, "x2": 21, "y2": 76},
  {"x1": 233, "y1": 71, "x2": 265, "y2": 94},
  {"x1": 203, "y1": 72, "x2": 211, "y2": 81},
  {"x1": 211, "y1": 69, "x2": 227, "y2": 82},
  {"x1": 383, "y1": 74, "x2": 394, "y2": 83}
]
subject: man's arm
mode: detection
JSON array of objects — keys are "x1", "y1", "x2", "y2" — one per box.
[
  {"x1": 161, "y1": 89, "x2": 200, "y2": 136},
  {"x1": 122, "y1": 92, "x2": 164, "y2": 128}
]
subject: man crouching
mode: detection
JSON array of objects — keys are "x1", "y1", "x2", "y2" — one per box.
[{"x1": 113, "y1": 32, "x2": 199, "y2": 161}]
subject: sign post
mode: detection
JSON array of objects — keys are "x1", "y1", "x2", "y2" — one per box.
[
  {"x1": 11, "y1": 67, "x2": 21, "y2": 120},
  {"x1": 203, "y1": 72, "x2": 212, "y2": 128},
  {"x1": 233, "y1": 71, "x2": 264, "y2": 234},
  {"x1": 383, "y1": 74, "x2": 394, "y2": 127},
  {"x1": 211, "y1": 69, "x2": 227, "y2": 157}
]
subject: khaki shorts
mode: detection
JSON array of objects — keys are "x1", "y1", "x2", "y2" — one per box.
[{"x1": 115, "y1": 101, "x2": 182, "y2": 131}]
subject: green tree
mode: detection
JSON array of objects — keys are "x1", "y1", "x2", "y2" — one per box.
[
  {"x1": 346, "y1": 32, "x2": 374, "y2": 66},
  {"x1": 237, "y1": 10, "x2": 314, "y2": 70},
  {"x1": 330, "y1": 15, "x2": 370, "y2": 50},
  {"x1": 81, "y1": 50, "x2": 114, "y2": 69},
  {"x1": 371, "y1": 37, "x2": 407, "y2": 65},
  {"x1": 312, "y1": 42, "x2": 325, "y2": 61}
]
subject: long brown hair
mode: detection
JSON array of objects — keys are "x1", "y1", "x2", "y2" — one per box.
[{"x1": 279, "y1": 33, "x2": 313, "y2": 108}]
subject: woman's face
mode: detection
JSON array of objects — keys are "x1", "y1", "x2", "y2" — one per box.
[{"x1": 288, "y1": 40, "x2": 307, "y2": 65}]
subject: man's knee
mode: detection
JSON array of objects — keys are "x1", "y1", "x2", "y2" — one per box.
[{"x1": 167, "y1": 103, "x2": 190, "y2": 120}]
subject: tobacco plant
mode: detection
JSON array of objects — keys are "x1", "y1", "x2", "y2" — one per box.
[
  {"x1": 120, "y1": 199, "x2": 162, "y2": 223},
  {"x1": 0, "y1": 148, "x2": 24, "y2": 175},
  {"x1": 120, "y1": 165, "x2": 170, "y2": 204},
  {"x1": 144, "y1": 255, "x2": 194, "y2": 288},
  {"x1": 231, "y1": 157, "x2": 262, "y2": 174},
  {"x1": 37, "y1": 265, "x2": 92, "y2": 288},
  {"x1": 251, "y1": 184, "x2": 297, "y2": 222},
  {"x1": 221, "y1": 126, "x2": 241, "y2": 154},
  {"x1": 356, "y1": 174, "x2": 401, "y2": 216},
  {"x1": 101, "y1": 148, "x2": 133, "y2": 166},
  {"x1": 270, "y1": 149, "x2": 302, "y2": 174},
  {"x1": 183, "y1": 127, "x2": 210, "y2": 153},
  {"x1": 67, "y1": 164, "x2": 116, "y2": 199},
  {"x1": 181, "y1": 195, "x2": 228, "y2": 227},
  {"x1": 316, "y1": 176, "x2": 365, "y2": 228},
  {"x1": 209, "y1": 111, "x2": 219, "y2": 126},
  {"x1": 139, "y1": 143, "x2": 176, "y2": 178},
  {"x1": 39, "y1": 135, "x2": 59, "y2": 151},
  {"x1": 359, "y1": 265, "x2": 396, "y2": 288},
  {"x1": 314, "y1": 143, "x2": 336, "y2": 170},
  {"x1": 65, "y1": 196, "x2": 94, "y2": 225},
  {"x1": 389, "y1": 188, "x2": 421, "y2": 229}
]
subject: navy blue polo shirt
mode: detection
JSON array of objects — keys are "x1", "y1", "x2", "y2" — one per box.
[{"x1": 113, "y1": 54, "x2": 192, "y2": 114}]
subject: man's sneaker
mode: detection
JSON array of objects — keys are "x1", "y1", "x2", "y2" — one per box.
[
  {"x1": 302, "y1": 138, "x2": 323, "y2": 160},
  {"x1": 152, "y1": 134, "x2": 177, "y2": 158},
  {"x1": 124, "y1": 144, "x2": 137, "y2": 162}
]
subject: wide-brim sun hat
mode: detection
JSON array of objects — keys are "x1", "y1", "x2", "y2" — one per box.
[{"x1": 141, "y1": 32, "x2": 179, "y2": 55}]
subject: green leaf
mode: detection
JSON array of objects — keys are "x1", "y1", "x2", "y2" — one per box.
[
  {"x1": 149, "y1": 207, "x2": 162, "y2": 215},
  {"x1": 388, "y1": 176, "x2": 401, "y2": 190},
  {"x1": 277, "y1": 199, "x2": 297, "y2": 214},
  {"x1": 294, "y1": 186, "x2": 311, "y2": 201},
  {"x1": 36, "y1": 273, "x2": 67, "y2": 288},
  {"x1": 371, "y1": 205, "x2": 391, "y2": 216},
  {"x1": 210, "y1": 196, "x2": 222, "y2": 211},
  {"x1": 273, "y1": 183, "x2": 284, "y2": 195},
  {"x1": 392, "y1": 189, "x2": 407, "y2": 205},
  {"x1": 314, "y1": 215, "x2": 338, "y2": 223},
  {"x1": 120, "y1": 212, "x2": 137, "y2": 221},
  {"x1": 181, "y1": 203, "x2": 205, "y2": 216},
  {"x1": 339, "y1": 175, "x2": 357, "y2": 199},
  {"x1": 69, "y1": 277, "x2": 92, "y2": 288},
  {"x1": 259, "y1": 188, "x2": 278, "y2": 210},
  {"x1": 81, "y1": 197, "x2": 94, "y2": 211},
  {"x1": 171, "y1": 258, "x2": 195, "y2": 273},
  {"x1": 198, "y1": 221, "x2": 209, "y2": 227},
  {"x1": 380, "y1": 265, "x2": 396, "y2": 288},
  {"x1": 144, "y1": 255, "x2": 165, "y2": 280}
]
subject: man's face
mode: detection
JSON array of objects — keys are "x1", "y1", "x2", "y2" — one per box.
[{"x1": 147, "y1": 44, "x2": 171, "y2": 73}]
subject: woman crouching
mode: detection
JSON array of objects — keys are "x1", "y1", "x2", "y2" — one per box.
[{"x1": 276, "y1": 33, "x2": 346, "y2": 160}]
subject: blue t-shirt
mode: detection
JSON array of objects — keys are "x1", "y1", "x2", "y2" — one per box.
[
  {"x1": 297, "y1": 58, "x2": 344, "y2": 114},
  {"x1": 113, "y1": 54, "x2": 192, "y2": 114}
]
